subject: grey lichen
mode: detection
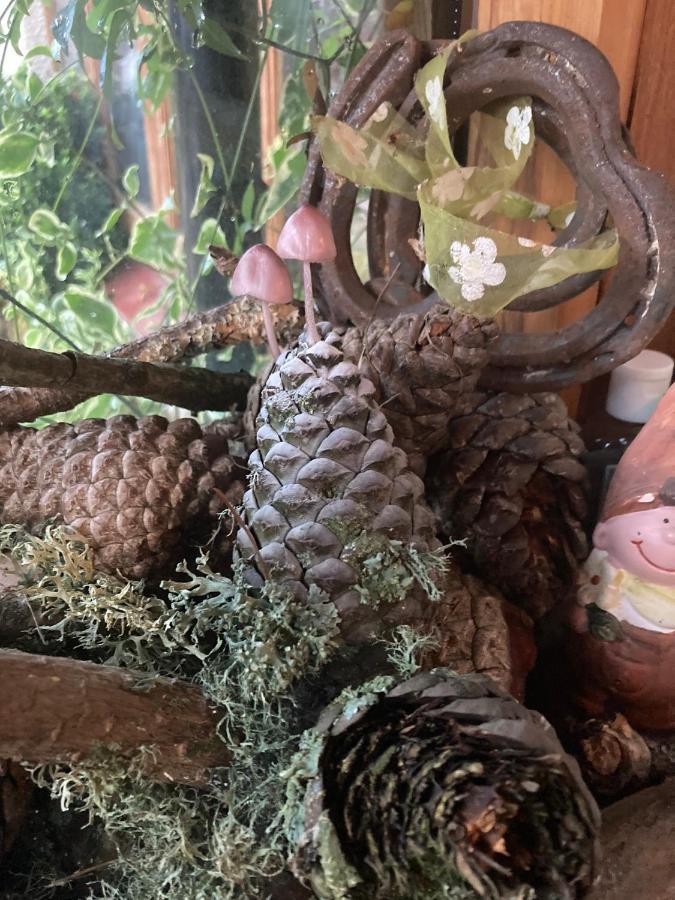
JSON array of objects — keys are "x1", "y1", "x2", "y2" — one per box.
[
  {"x1": 0, "y1": 518, "x2": 453, "y2": 899},
  {"x1": 0, "y1": 524, "x2": 341, "y2": 899},
  {"x1": 341, "y1": 531, "x2": 448, "y2": 608},
  {"x1": 381, "y1": 625, "x2": 440, "y2": 677}
]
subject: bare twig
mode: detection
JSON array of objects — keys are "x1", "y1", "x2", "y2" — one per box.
[
  {"x1": 213, "y1": 486, "x2": 270, "y2": 581},
  {"x1": 0, "y1": 338, "x2": 253, "y2": 413},
  {"x1": 0, "y1": 288, "x2": 81, "y2": 352},
  {"x1": 0, "y1": 297, "x2": 301, "y2": 425}
]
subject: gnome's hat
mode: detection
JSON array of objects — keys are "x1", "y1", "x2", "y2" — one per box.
[{"x1": 601, "y1": 383, "x2": 675, "y2": 520}]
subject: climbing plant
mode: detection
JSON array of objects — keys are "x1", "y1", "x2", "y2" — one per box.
[{"x1": 0, "y1": 0, "x2": 377, "y2": 422}]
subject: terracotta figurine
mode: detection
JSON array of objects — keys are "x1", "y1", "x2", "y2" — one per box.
[{"x1": 570, "y1": 384, "x2": 675, "y2": 732}]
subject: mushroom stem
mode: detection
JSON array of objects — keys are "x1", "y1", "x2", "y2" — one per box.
[
  {"x1": 261, "y1": 302, "x2": 281, "y2": 358},
  {"x1": 302, "y1": 261, "x2": 321, "y2": 345}
]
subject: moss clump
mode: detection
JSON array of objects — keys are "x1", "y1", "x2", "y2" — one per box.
[
  {"x1": 341, "y1": 531, "x2": 448, "y2": 607},
  {"x1": 0, "y1": 519, "x2": 451, "y2": 898},
  {"x1": 0, "y1": 524, "x2": 340, "y2": 898},
  {"x1": 380, "y1": 625, "x2": 439, "y2": 678}
]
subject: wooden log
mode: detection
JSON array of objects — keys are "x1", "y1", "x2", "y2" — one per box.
[{"x1": 0, "y1": 649, "x2": 228, "y2": 786}]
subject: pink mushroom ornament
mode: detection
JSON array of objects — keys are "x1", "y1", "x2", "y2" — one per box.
[
  {"x1": 276, "y1": 204, "x2": 336, "y2": 346},
  {"x1": 230, "y1": 244, "x2": 293, "y2": 359}
]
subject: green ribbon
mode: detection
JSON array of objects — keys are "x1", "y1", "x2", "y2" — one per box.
[{"x1": 312, "y1": 40, "x2": 618, "y2": 318}]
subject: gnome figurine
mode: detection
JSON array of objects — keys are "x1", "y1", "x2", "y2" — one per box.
[{"x1": 570, "y1": 384, "x2": 675, "y2": 732}]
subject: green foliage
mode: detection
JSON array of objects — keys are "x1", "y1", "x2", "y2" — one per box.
[
  {"x1": 0, "y1": 67, "x2": 125, "y2": 267},
  {"x1": 0, "y1": 0, "x2": 376, "y2": 425},
  {"x1": 0, "y1": 130, "x2": 38, "y2": 177}
]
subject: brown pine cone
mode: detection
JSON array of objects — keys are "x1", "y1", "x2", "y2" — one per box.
[
  {"x1": 237, "y1": 328, "x2": 443, "y2": 644},
  {"x1": 424, "y1": 570, "x2": 536, "y2": 700},
  {"x1": 427, "y1": 391, "x2": 589, "y2": 619},
  {"x1": 0, "y1": 416, "x2": 246, "y2": 580},
  {"x1": 341, "y1": 304, "x2": 498, "y2": 474},
  {"x1": 287, "y1": 670, "x2": 600, "y2": 900}
]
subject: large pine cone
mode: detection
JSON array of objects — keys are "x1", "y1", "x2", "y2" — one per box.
[
  {"x1": 341, "y1": 304, "x2": 498, "y2": 474},
  {"x1": 288, "y1": 669, "x2": 600, "y2": 900},
  {"x1": 427, "y1": 391, "x2": 588, "y2": 619},
  {"x1": 237, "y1": 329, "x2": 442, "y2": 643},
  {"x1": 426, "y1": 571, "x2": 536, "y2": 700},
  {"x1": 0, "y1": 416, "x2": 245, "y2": 580}
]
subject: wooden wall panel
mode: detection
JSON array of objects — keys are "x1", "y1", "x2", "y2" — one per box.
[
  {"x1": 628, "y1": 0, "x2": 675, "y2": 356},
  {"x1": 476, "y1": 1, "x2": 646, "y2": 121}
]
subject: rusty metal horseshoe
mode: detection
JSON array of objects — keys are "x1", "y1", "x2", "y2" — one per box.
[{"x1": 302, "y1": 22, "x2": 675, "y2": 392}]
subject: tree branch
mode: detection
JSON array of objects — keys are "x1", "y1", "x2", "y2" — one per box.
[
  {"x1": 0, "y1": 297, "x2": 301, "y2": 424},
  {"x1": 0, "y1": 340, "x2": 253, "y2": 415},
  {"x1": 0, "y1": 649, "x2": 228, "y2": 785}
]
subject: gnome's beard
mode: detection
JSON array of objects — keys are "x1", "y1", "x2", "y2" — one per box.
[{"x1": 578, "y1": 549, "x2": 675, "y2": 633}]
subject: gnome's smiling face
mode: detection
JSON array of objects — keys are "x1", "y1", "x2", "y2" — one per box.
[{"x1": 594, "y1": 506, "x2": 675, "y2": 586}]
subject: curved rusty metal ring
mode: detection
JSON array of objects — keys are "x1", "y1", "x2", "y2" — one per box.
[
  {"x1": 367, "y1": 96, "x2": 609, "y2": 315},
  {"x1": 302, "y1": 23, "x2": 675, "y2": 392}
]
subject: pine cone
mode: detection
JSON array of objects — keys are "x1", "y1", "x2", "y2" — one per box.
[
  {"x1": 427, "y1": 391, "x2": 588, "y2": 619},
  {"x1": 237, "y1": 328, "x2": 442, "y2": 643},
  {"x1": 288, "y1": 670, "x2": 600, "y2": 900},
  {"x1": 424, "y1": 571, "x2": 536, "y2": 700},
  {"x1": 0, "y1": 416, "x2": 245, "y2": 580},
  {"x1": 341, "y1": 305, "x2": 498, "y2": 474}
]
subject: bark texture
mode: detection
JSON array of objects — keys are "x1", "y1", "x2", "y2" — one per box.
[
  {"x1": 588, "y1": 779, "x2": 675, "y2": 900},
  {"x1": 0, "y1": 339, "x2": 253, "y2": 415},
  {"x1": 0, "y1": 297, "x2": 300, "y2": 425},
  {"x1": 0, "y1": 649, "x2": 227, "y2": 785},
  {"x1": 420, "y1": 570, "x2": 536, "y2": 700}
]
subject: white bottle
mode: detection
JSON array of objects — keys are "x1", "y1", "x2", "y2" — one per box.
[{"x1": 606, "y1": 349, "x2": 674, "y2": 424}]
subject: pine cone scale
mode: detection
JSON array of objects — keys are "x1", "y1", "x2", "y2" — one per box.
[
  {"x1": 0, "y1": 416, "x2": 245, "y2": 580},
  {"x1": 429, "y1": 390, "x2": 589, "y2": 619}
]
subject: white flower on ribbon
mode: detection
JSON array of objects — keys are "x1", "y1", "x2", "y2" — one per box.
[
  {"x1": 517, "y1": 236, "x2": 537, "y2": 248},
  {"x1": 370, "y1": 103, "x2": 389, "y2": 124},
  {"x1": 447, "y1": 237, "x2": 506, "y2": 302},
  {"x1": 425, "y1": 76, "x2": 444, "y2": 124},
  {"x1": 504, "y1": 105, "x2": 532, "y2": 160},
  {"x1": 541, "y1": 244, "x2": 556, "y2": 257}
]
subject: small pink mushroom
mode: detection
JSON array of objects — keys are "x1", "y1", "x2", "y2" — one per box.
[
  {"x1": 276, "y1": 204, "x2": 336, "y2": 346},
  {"x1": 230, "y1": 244, "x2": 293, "y2": 358}
]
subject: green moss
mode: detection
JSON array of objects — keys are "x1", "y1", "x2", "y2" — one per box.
[
  {"x1": 0, "y1": 524, "x2": 340, "y2": 898},
  {"x1": 341, "y1": 532, "x2": 447, "y2": 607},
  {"x1": 0, "y1": 519, "x2": 452, "y2": 898}
]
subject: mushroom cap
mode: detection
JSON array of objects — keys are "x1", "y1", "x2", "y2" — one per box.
[
  {"x1": 276, "y1": 204, "x2": 337, "y2": 263},
  {"x1": 230, "y1": 244, "x2": 293, "y2": 305}
]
